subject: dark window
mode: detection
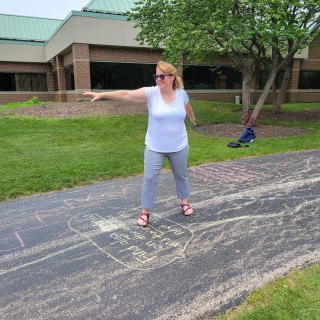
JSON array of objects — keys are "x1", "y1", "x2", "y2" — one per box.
[
  {"x1": 16, "y1": 74, "x2": 32, "y2": 91},
  {"x1": 31, "y1": 73, "x2": 48, "y2": 91},
  {"x1": 90, "y1": 62, "x2": 156, "y2": 89},
  {"x1": 255, "y1": 70, "x2": 284, "y2": 90},
  {"x1": 52, "y1": 72, "x2": 58, "y2": 91},
  {"x1": 298, "y1": 70, "x2": 320, "y2": 89},
  {"x1": 0, "y1": 73, "x2": 47, "y2": 91},
  {"x1": 183, "y1": 65, "x2": 242, "y2": 89},
  {"x1": 0, "y1": 73, "x2": 15, "y2": 91},
  {"x1": 65, "y1": 65, "x2": 75, "y2": 90}
]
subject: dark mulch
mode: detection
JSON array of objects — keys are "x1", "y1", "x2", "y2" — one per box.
[
  {"x1": 0, "y1": 100, "x2": 147, "y2": 118},
  {"x1": 259, "y1": 109, "x2": 320, "y2": 121},
  {"x1": 194, "y1": 123, "x2": 308, "y2": 138},
  {"x1": 1, "y1": 101, "x2": 319, "y2": 138},
  {"x1": 194, "y1": 109, "x2": 317, "y2": 138}
]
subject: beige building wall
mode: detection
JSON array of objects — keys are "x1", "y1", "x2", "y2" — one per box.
[
  {"x1": 45, "y1": 13, "x2": 145, "y2": 63},
  {"x1": 0, "y1": 43, "x2": 46, "y2": 63}
]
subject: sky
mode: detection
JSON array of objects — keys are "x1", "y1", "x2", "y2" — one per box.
[{"x1": 0, "y1": 0, "x2": 90, "y2": 19}]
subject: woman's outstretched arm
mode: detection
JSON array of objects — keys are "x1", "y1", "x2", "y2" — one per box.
[{"x1": 83, "y1": 88, "x2": 147, "y2": 104}]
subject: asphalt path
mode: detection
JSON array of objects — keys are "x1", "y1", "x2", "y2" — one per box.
[{"x1": 1, "y1": 149, "x2": 320, "y2": 319}]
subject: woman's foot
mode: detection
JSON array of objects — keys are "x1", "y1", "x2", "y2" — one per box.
[
  {"x1": 181, "y1": 203, "x2": 193, "y2": 216},
  {"x1": 137, "y1": 211, "x2": 150, "y2": 227}
]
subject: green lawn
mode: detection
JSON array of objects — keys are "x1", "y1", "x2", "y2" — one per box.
[
  {"x1": 0, "y1": 115, "x2": 147, "y2": 200},
  {"x1": 214, "y1": 263, "x2": 320, "y2": 320},
  {"x1": 1, "y1": 98, "x2": 320, "y2": 319},
  {"x1": 1, "y1": 100, "x2": 319, "y2": 201}
]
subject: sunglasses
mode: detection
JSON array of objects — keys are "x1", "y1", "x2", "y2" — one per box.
[{"x1": 153, "y1": 74, "x2": 173, "y2": 81}]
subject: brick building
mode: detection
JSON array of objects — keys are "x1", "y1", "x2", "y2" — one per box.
[{"x1": 0, "y1": 0, "x2": 319, "y2": 105}]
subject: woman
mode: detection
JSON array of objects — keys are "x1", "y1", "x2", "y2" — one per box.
[{"x1": 83, "y1": 61, "x2": 196, "y2": 227}]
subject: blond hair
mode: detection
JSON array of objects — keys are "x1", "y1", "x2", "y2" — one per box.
[{"x1": 156, "y1": 61, "x2": 184, "y2": 89}]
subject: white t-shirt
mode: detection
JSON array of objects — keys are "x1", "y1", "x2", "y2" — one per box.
[{"x1": 144, "y1": 86, "x2": 189, "y2": 153}]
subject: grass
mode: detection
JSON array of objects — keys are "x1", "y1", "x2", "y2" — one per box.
[
  {"x1": 189, "y1": 100, "x2": 320, "y2": 164},
  {"x1": 0, "y1": 96, "x2": 45, "y2": 110},
  {"x1": 214, "y1": 263, "x2": 320, "y2": 320},
  {"x1": 0, "y1": 115, "x2": 147, "y2": 200},
  {"x1": 1, "y1": 101, "x2": 319, "y2": 201},
  {"x1": 0, "y1": 98, "x2": 320, "y2": 319},
  {"x1": 1, "y1": 99, "x2": 320, "y2": 200}
]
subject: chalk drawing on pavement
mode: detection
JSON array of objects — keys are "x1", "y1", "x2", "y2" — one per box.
[
  {"x1": 68, "y1": 213, "x2": 194, "y2": 270},
  {"x1": 189, "y1": 163, "x2": 281, "y2": 184}
]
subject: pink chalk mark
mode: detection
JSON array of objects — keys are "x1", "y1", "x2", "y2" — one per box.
[
  {"x1": 14, "y1": 231, "x2": 25, "y2": 248},
  {"x1": 36, "y1": 213, "x2": 44, "y2": 223}
]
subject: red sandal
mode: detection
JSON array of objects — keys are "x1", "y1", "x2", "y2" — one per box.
[
  {"x1": 181, "y1": 203, "x2": 193, "y2": 216},
  {"x1": 137, "y1": 211, "x2": 149, "y2": 227}
]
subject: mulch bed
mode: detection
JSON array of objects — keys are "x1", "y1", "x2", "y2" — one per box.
[
  {"x1": 194, "y1": 123, "x2": 308, "y2": 138},
  {"x1": 0, "y1": 100, "x2": 147, "y2": 118}
]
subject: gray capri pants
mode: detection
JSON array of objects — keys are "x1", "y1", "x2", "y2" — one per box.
[{"x1": 141, "y1": 145, "x2": 190, "y2": 209}]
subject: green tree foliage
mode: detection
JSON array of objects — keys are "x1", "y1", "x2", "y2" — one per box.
[{"x1": 129, "y1": 0, "x2": 320, "y2": 125}]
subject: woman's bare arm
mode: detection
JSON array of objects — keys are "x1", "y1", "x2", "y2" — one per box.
[
  {"x1": 185, "y1": 102, "x2": 196, "y2": 126},
  {"x1": 83, "y1": 88, "x2": 147, "y2": 104}
]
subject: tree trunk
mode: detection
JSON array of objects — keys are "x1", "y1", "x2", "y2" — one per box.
[
  {"x1": 272, "y1": 66, "x2": 291, "y2": 113},
  {"x1": 246, "y1": 69, "x2": 278, "y2": 126},
  {"x1": 241, "y1": 66, "x2": 255, "y2": 125},
  {"x1": 272, "y1": 82, "x2": 277, "y2": 103}
]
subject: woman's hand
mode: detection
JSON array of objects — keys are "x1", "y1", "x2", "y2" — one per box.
[
  {"x1": 83, "y1": 91, "x2": 102, "y2": 102},
  {"x1": 189, "y1": 115, "x2": 196, "y2": 127},
  {"x1": 185, "y1": 102, "x2": 196, "y2": 126}
]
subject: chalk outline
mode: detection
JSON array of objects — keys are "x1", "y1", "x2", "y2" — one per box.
[{"x1": 68, "y1": 213, "x2": 195, "y2": 271}]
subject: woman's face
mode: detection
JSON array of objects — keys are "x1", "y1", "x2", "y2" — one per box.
[{"x1": 154, "y1": 67, "x2": 174, "y2": 89}]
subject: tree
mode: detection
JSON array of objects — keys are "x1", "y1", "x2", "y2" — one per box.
[
  {"x1": 129, "y1": 0, "x2": 266, "y2": 124},
  {"x1": 246, "y1": 0, "x2": 320, "y2": 124},
  {"x1": 129, "y1": 0, "x2": 320, "y2": 125}
]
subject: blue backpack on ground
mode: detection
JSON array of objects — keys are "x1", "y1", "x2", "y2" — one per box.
[{"x1": 238, "y1": 127, "x2": 256, "y2": 143}]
